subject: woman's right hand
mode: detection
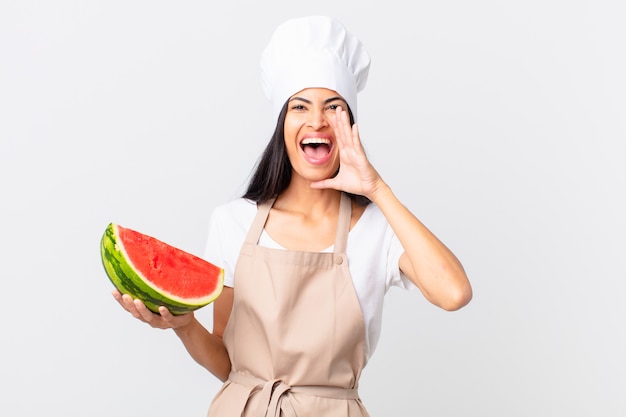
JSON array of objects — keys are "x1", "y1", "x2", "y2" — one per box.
[
  {"x1": 112, "y1": 290, "x2": 195, "y2": 330},
  {"x1": 112, "y1": 288, "x2": 232, "y2": 380}
]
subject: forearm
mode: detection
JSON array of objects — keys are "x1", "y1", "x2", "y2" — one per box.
[
  {"x1": 173, "y1": 318, "x2": 231, "y2": 381},
  {"x1": 369, "y1": 183, "x2": 472, "y2": 310}
]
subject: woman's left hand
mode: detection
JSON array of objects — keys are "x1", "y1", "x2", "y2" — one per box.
[
  {"x1": 310, "y1": 106, "x2": 385, "y2": 198},
  {"x1": 314, "y1": 108, "x2": 472, "y2": 311}
]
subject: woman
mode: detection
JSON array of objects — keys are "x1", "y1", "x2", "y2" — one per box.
[{"x1": 113, "y1": 15, "x2": 472, "y2": 416}]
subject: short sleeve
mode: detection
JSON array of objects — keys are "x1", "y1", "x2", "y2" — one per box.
[
  {"x1": 202, "y1": 199, "x2": 257, "y2": 288},
  {"x1": 203, "y1": 207, "x2": 235, "y2": 287},
  {"x1": 385, "y1": 233, "x2": 416, "y2": 291}
]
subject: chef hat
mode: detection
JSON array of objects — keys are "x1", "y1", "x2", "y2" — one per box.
[{"x1": 260, "y1": 16, "x2": 371, "y2": 122}]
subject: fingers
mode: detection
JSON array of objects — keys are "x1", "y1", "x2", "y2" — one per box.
[
  {"x1": 111, "y1": 290, "x2": 173, "y2": 329},
  {"x1": 134, "y1": 298, "x2": 159, "y2": 323},
  {"x1": 158, "y1": 306, "x2": 179, "y2": 322},
  {"x1": 120, "y1": 293, "x2": 147, "y2": 321},
  {"x1": 331, "y1": 106, "x2": 351, "y2": 148},
  {"x1": 112, "y1": 289, "x2": 124, "y2": 306},
  {"x1": 310, "y1": 178, "x2": 334, "y2": 190},
  {"x1": 112, "y1": 290, "x2": 140, "y2": 317},
  {"x1": 157, "y1": 306, "x2": 188, "y2": 329},
  {"x1": 332, "y1": 106, "x2": 363, "y2": 154}
]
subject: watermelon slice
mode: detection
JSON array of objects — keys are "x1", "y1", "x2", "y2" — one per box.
[{"x1": 100, "y1": 223, "x2": 224, "y2": 315}]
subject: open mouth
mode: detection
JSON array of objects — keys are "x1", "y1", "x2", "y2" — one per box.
[{"x1": 300, "y1": 137, "x2": 333, "y2": 161}]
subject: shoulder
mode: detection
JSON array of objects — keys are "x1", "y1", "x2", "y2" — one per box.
[
  {"x1": 204, "y1": 199, "x2": 257, "y2": 288},
  {"x1": 356, "y1": 202, "x2": 390, "y2": 231},
  {"x1": 347, "y1": 201, "x2": 398, "y2": 259},
  {"x1": 348, "y1": 202, "x2": 394, "y2": 252},
  {"x1": 204, "y1": 198, "x2": 257, "y2": 271},
  {"x1": 207, "y1": 198, "x2": 257, "y2": 238},
  {"x1": 211, "y1": 198, "x2": 257, "y2": 219}
]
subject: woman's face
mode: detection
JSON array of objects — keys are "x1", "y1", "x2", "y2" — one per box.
[{"x1": 283, "y1": 88, "x2": 347, "y2": 183}]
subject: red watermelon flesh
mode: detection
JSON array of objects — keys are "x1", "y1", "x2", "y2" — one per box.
[
  {"x1": 119, "y1": 226, "x2": 219, "y2": 299},
  {"x1": 101, "y1": 223, "x2": 224, "y2": 315}
]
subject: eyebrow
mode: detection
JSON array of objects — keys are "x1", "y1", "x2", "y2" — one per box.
[{"x1": 289, "y1": 96, "x2": 347, "y2": 105}]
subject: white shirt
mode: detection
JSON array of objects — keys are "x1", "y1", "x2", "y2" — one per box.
[{"x1": 203, "y1": 198, "x2": 415, "y2": 360}]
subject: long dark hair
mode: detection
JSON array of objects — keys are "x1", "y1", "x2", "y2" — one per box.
[{"x1": 243, "y1": 100, "x2": 371, "y2": 206}]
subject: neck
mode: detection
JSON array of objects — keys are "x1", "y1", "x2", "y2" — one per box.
[{"x1": 276, "y1": 180, "x2": 342, "y2": 216}]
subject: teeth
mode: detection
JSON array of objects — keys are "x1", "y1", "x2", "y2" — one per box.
[{"x1": 301, "y1": 138, "x2": 331, "y2": 145}]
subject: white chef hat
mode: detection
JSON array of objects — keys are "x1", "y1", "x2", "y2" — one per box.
[{"x1": 260, "y1": 16, "x2": 371, "y2": 122}]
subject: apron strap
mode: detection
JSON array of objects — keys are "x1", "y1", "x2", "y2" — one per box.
[
  {"x1": 334, "y1": 192, "x2": 351, "y2": 255},
  {"x1": 244, "y1": 197, "x2": 276, "y2": 245},
  {"x1": 244, "y1": 193, "x2": 352, "y2": 253}
]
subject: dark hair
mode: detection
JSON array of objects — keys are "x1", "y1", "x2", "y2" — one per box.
[{"x1": 243, "y1": 100, "x2": 371, "y2": 206}]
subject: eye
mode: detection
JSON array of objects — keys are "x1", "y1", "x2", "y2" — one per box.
[
  {"x1": 326, "y1": 103, "x2": 340, "y2": 111},
  {"x1": 290, "y1": 104, "x2": 307, "y2": 111}
]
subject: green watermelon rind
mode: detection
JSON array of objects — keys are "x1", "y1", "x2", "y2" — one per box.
[{"x1": 100, "y1": 223, "x2": 223, "y2": 316}]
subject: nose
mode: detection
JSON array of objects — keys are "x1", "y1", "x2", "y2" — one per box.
[{"x1": 307, "y1": 108, "x2": 328, "y2": 130}]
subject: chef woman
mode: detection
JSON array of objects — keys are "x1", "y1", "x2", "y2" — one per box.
[{"x1": 114, "y1": 15, "x2": 472, "y2": 416}]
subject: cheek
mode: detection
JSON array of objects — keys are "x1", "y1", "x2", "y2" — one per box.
[
  {"x1": 283, "y1": 137, "x2": 299, "y2": 162},
  {"x1": 283, "y1": 118, "x2": 296, "y2": 140},
  {"x1": 284, "y1": 140, "x2": 298, "y2": 158},
  {"x1": 283, "y1": 119, "x2": 301, "y2": 155}
]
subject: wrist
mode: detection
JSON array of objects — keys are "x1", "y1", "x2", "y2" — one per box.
[
  {"x1": 172, "y1": 315, "x2": 197, "y2": 335},
  {"x1": 367, "y1": 180, "x2": 392, "y2": 205}
]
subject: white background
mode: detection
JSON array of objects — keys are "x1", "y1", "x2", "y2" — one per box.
[{"x1": 1, "y1": 1, "x2": 625, "y2": 416}]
